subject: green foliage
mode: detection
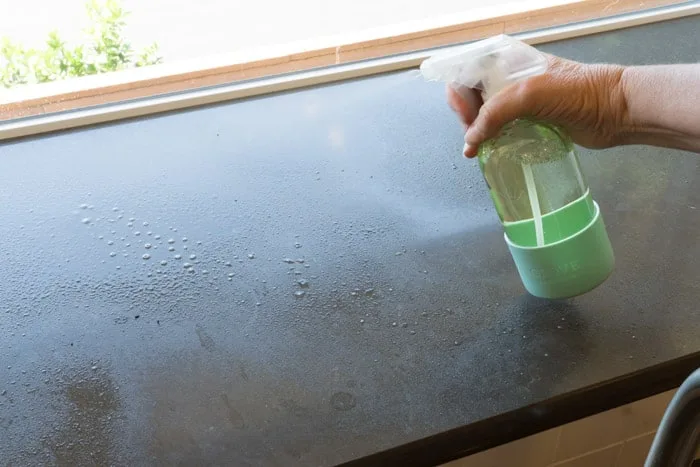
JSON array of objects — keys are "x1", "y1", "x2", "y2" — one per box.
[{"x1": 0, "y1": 0, "x2": 162, "y2": 88}]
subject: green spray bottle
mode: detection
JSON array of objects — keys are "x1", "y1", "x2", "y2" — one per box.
[{"x1": 420, "y1": 35, "x2": 614, "y2": 299}]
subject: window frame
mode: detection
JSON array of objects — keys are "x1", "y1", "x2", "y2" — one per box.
[{"x1": 0, "y1": 0, "x2": 697, "y2": 141}]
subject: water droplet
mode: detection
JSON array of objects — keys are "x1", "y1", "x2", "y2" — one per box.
[
  {"x1": 142, "y1": 254, "x2": 151, "y2": 260},
  {"x1": 116, "y1": 266, "x2": 121, "y2": 270},
  {"x1": 109, "y1": 252, "x2": 116, "y2": 257},
  {"x1": 127, "y1": 222, "x2": 133, "y2": 227},
  {"x1": 144, "y1": 243, "x2": 152, "y2": 249},
  {"x1": 168, "y1": 238, "x2": 175, "y2": 244},
  {"x1": 297, "y1": 279, "x2": 310, "y2": 288},
  {"x1": 143, "y1": 221, "x2": 149, "y2": 226},
  {"x1": 202, "y1": 270, "x2": 209, "y2": 275},
  {"x1": 228, "y1": 273, "x2": 234, "y2": 278},
  {"x1": 225, "y1": 261, "x2": 232, "y2": 267},
  {"x1": 256, "y1": 302, "x2": 261, "y2": 306},
  {"x1": 248, "y1": 253, "x2": 255, "y2": 259},
  {"x1": 410, "y1": 330, "x2": 416, "y2": 335},
  {"x1": 196, "y1": 241, "x2": 202, "y2": 245},
  {"x1": 364, "y1": 288, "x2": 375, "y2": 296},
  {"x1": 125, "y1": 243, "x2": 131, "y2": 247},
  {"x1": 107, "y1": 240, "x2": 114, "y2": 245},
  {"x1": 155, "y1": 235, "x2": 161, "y2": 240},
  {"x1": 147, "y1": 231, "x2": 152, "y2": 236},
  {"x1": 173, "y1": 254, "x2": 181, "y2": 260},
  {"x1": 360, "y1": 319, "x2": 365, "y2": 324},
  {"x1": 283, "y1": 258, "x2": 295, "y2": 264},
  {"x1": 392, "y1": 322, "x2": 397, "y2": 327},
  {"x1": 134, "y1": 231, "x2": 141, "y2": 236},
  {"x1": 80, "y1": 203, "x2": 89, "y2": 209},
  {"x1": 294, "y1": 242, "x2": 302, "y2": 248},
  {"x1": 168, "y1": 246, "x2": 175, "y2": 252},
  {"x1": 189, "y1": 254, "x2": 196, "y2": 260},
  {"x1": 183, "y1": 262, "x2": 192, "y2": 268},
  {"x1": 294, "y1": 290, "x2": 306, "y2": 298},
  {"x1": 98, "y1": 235, "x2": 104, "y2": 240},
  {"x1": 81, "y1": 217, "x2": 91, "y2": 224},
  {"x1": 182, "y1": 237, "x2": 188, "y2": 242}
]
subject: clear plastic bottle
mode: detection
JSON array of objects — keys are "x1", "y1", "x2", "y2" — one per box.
[
  {"x1": 421, "y1": 35, "x2": 614, "y2": 299},
  {"x1": 479, "y1": 120, "x2": 595, "y2": 248}
]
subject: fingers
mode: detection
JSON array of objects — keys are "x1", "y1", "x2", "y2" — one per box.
[
  {"x1": 446, "y1": 81, "x2": 533, "y2": 158},
  {"x1": 446, "y1": 84, "x2": 483, "y2": 157},
  {"x1": 463, "y1": 141, "x2": 479, "y2": 158},
  {"x1": 446, "y1": 78, "x2": 540, "y2": 158},
  {"x1": 464, "y1": 80, "x2": 535, "y2": 153},
  {"x1": 448, "y1": 54, "x2": 571, "y2": 157},
  {"x1": 446, "y1": 84, "x2": 482, "y2": 128}
]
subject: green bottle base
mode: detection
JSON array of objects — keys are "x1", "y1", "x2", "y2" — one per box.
[{"x1": 504, "y1": 200, "x2": 614, "y2": 299}]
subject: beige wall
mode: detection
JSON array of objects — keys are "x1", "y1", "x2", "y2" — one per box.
[{"x1": 442, "y1": 388, "x2": 694, "y2": 467}]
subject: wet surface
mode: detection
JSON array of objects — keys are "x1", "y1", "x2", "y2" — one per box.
[{"x1": 1, "y1": 16, "x2": 699, "y2": 466}]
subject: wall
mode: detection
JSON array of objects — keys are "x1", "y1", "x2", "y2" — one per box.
[{"x1": 442, "y1": 388, "x2": 700, "y2": 466}]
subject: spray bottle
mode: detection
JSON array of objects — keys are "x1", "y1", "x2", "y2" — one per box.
[{"x1": 420, "y1": 35, "x2": 614, "y2": 299}]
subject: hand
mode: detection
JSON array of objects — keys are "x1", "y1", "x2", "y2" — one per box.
[{"x1": 446, "y1": 54, "x2": 628, "y2": 158}]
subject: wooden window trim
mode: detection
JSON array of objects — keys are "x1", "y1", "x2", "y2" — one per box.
[{"x1": 0, "y1": 0, "x2": 694, "y2": 128}]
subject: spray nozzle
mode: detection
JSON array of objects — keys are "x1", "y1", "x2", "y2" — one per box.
[{"x1": 420, "y1": 34, "x2": 547, "y2": 100}]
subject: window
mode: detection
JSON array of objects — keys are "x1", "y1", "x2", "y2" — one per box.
[{"x1": 0, "y1": 0, "x2": 695, "y2": 128}]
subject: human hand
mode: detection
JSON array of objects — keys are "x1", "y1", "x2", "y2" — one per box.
[{"x1": 446, "y1": 54, "x2": 628, "y2": 157}]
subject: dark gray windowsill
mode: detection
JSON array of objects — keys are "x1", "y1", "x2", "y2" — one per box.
[{"x1": 1, "y1": 14, "x2": 699, "y2": 467}]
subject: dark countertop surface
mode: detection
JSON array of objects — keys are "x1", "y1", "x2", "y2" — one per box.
[{"x1": 2, "y1": 14, "x2": 700, "y2": 467}]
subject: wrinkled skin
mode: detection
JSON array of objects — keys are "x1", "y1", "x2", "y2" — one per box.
[{"x1": 446, "y1": 54, "x2": 628, "y2": 158}]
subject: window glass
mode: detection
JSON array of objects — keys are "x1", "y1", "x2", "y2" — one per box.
[{"x1": 0, "y1": 0, "x2": 692, "y2": 122}]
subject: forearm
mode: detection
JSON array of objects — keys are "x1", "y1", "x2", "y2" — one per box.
[{"x1": 619, "y1": 64, "x2": 700, "y2": 153}]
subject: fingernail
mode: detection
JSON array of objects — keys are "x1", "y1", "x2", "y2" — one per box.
[{"x1": 463, "y1": 142, "x2": 473, "y2": 158}]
